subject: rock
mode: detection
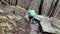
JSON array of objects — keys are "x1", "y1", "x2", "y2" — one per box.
[
  {"x1": 40, "y1": 21, "x2": 56, "y2": 33},
  {"x1": 30, "y1": 31, "x2": 38, "y2": 34},
  {"x1": 35, "y1": 15, "x2": 56, "y2": 33},
  {"x1": 30, "y1": 23, "x2": 39, "y2": 32},
  {"x1": 0, "y1": 8, "x2": 3, "y2": 14}
]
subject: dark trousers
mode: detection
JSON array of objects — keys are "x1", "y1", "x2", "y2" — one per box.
[{"x1": 29, "y1": 16, "x2": 35, "y2": 23}]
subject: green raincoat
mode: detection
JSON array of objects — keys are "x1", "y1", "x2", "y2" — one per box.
[{"x1": 27, "y1": 9, "x2": 36, "y2": 21}]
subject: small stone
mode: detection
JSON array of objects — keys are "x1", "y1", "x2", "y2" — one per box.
[{"x1": 31, "y1": 30, "x2": 34, "y2": 31}]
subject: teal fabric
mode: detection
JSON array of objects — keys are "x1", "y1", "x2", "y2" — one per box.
[{"x1": 27, "y1": 9, "x2": 36, "y2": 20}]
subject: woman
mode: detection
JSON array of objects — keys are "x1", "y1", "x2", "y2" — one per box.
[{"x1": 27, "y1": 9, "x2": 36, "y2": 23}]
